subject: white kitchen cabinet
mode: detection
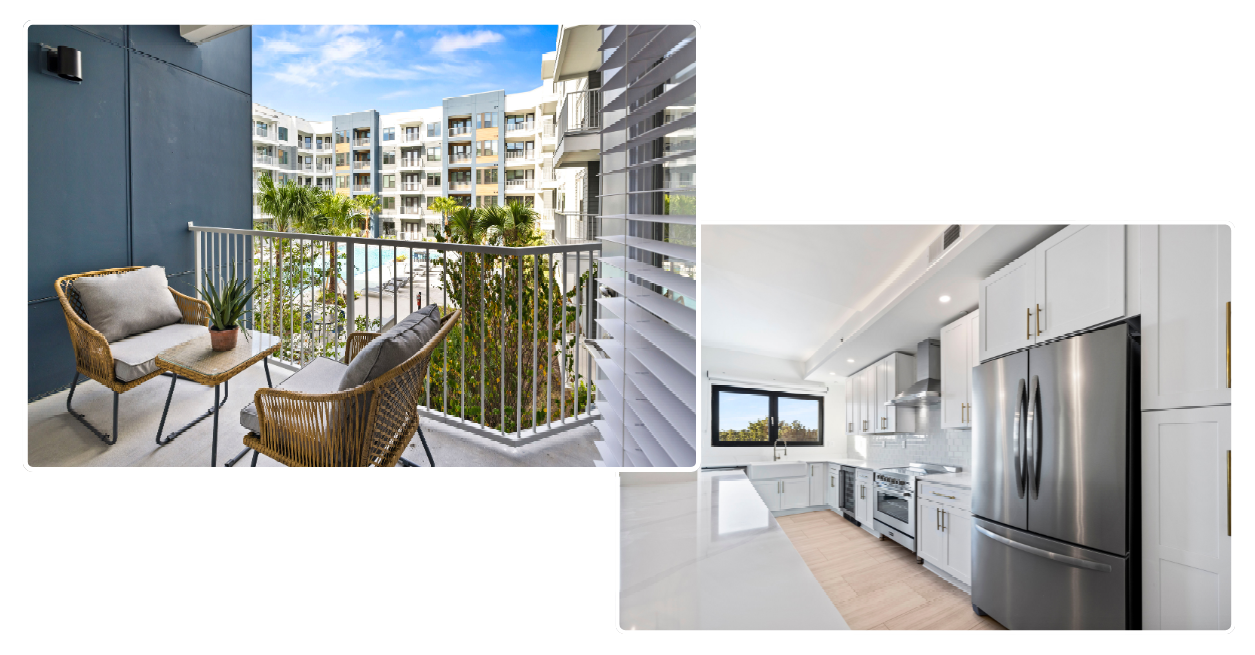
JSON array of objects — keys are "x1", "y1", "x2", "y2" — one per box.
[
  {"x1": 752, "y1": 480, "x2": 782, "y2": 512},
  {"x1": 1140, "y1": 225, "x2": 1231, "y2": 410},
  {"x1": 917, "y1": 484, "x2": 973, "y2": 585},
  {"x1": 808, "y1": 463, "x2": 827, "y2": 507},
  {"x1": 918, "y1": 498, "x2": 947, "y2": 566},
  {"x1": 979, "y1": 251, "x2": 1035, "y2": 361},
  {"x1": 845, "y1": 377, "x2": 856, "y2": 435},
  {"x1": 979, "y1": 225, "x2": 1126, "y2": 361},
  {"x1": 1033, "y1": 225, "x2": 1126, "y2": 341},
  {"x1": 940, "y1": 311, "x2": 979, "y2": 429},
  {"x1": 858, "y1": 367, "x2": 876, "y2": 433},
  {"x1": 781, "y1": 478, "x2": 810, "y2": 511},
  {"x1": 854, "y1": 468, "x2": 877, "y2": 534},
  {"x1": 827, "y1": 467, "x2": 840, "y2": 507},
  {"x1": 1141, "y1": 406, "x2": 1231, "y2": 630},
  {"x1": 946, "y1": 510, "x2": 972, "y2": 583}
]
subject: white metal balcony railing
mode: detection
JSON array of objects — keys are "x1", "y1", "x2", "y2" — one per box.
[
  {"x1": 254, "y1": 155, "x2": 274, "y2": 166},
  {"x1": 401, "y1": 183, "x2": 424, "y2": 192},
  {"x1": 449, "y1": 154, "x2": 472, "y2": 165},
  {"x1": 449, "y1": 126, "x2": 470, "y2": 136},
  {"x1": 188, "y1": 222, "x2": 600, "y2": 443},
  {"x1": 316, "y1": 142, "x2": 328, "y2": 151},
  {"x1": 505, "y1": 179, "x2": 535, "y2": 190},
  {"x1": 535, "y1": 208, "x2": 555, "y2": 233},
  {"x1": 301, "y1": 163, "x2": 313, "y2": 171},
  {"x1": 506, "y1": 121, "x2": 535, "y2": 133},
  {"x1": 399, "y1": 206, "x2": 424, "y2": 216},
  {"x1": 557, "y1": 88, "x2": 601, "y2": 152},
  {"x1": 353, "y1": 137, "x2": 372, "y2": 147},
  {"x1": 254, "y1": 126, "x2": 269, "y2": 138},
  {"x1": 555, "y1": 211, "x2": 598, "y2": 245},
  {"x1": 352, "y1": 185, "x2": 371, "y2": 193},
  {"x1": 449, "y1": 182, "x2": 472, "y2": 191},
  {"x1": 400, "y1": 158, "x2": 423, "y2": 168},
  {"x1": 317, "y1": 163, "x2": 335, "y2": 173},
  {"x1": 505, "y1": 150, "x2": 535, "y2": 162},
  {"x1": 542, "y1": 121, "x2": 556, "y2": 140}
]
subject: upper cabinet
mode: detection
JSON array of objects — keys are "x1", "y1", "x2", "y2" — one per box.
[
  {"x1": 1140, "y1": 225, "x2": 1231, "y2": 410},
  {"x1": 980, "y1": 225, "x2": 1126, "y2": 361},
  {"x1": 844, "y1": 352, "x2": 916, "y2": 435},
  {"x1": 940, "y1": 310, "x2": 980, "y2": 429}
]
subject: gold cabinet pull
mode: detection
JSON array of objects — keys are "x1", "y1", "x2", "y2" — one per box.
[
  {"x1": 1027, "y1": 307, "x2": 1032, "y2": 340},
  {"x1": 942, "y1": 509, "x2": 948, "y2": 532},
  {"x1": 1227, "y1": 301, "x2": 1231, "y2": 389},
  {"x1": 937, "y1": 507, "x2": 941, "y2": 531},
  {"x1": 1036, "y1": 304, "x2": 1043, "y2": 336},
  {"x1": 932, "y1": 491, "x2": 956, "y2": 500},
  {"x1": 1228, "y1": 450, "x2": 1232, "y2": 537}
]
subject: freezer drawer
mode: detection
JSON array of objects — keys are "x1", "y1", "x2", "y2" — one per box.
[{"x1": 972, "y1": 518, "x2": 1129, "y2": 630}]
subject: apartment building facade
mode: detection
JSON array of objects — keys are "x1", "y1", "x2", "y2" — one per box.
[
  {"x1": 253, "y1": 80, "x2": 567, "y2": 239},
  {"x1": 552, "y1": 25, "x2": 697, "y2": 467}
]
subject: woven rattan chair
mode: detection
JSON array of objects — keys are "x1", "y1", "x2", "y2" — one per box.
[
  {"x1": 241, "y1": 309, "x2": 460, "y2": 467},
  {"x1": 55, "y1": 267, "x2": 211, "y2": 444}
]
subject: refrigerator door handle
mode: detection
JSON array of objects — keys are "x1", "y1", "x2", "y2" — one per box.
[
  {"x1": 1014, "y1": 378, "x2": 1027, "y2": 499},
  {"x1": 1027, "y1": 375, "x2": 1040, "y2": 500},
  {"x1": 1031, "y1": 374, "x2": 1043, "y2": 499},
  {"x1": 975, "y1": 525, "x2": 1112, "y2": 573}
]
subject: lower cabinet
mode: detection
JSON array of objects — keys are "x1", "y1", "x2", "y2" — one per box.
[
  {"x1": 1142, "y1": 406, "x2": 1232, "y2": 629},
  {"x1": 917, "y1": 497, "x2": 972, "y2": 585},
  {"x1": 751, "y1": 480, "x2": 782, "y2": 512},
  {"x1": 854, "y1": 468, "x2": 875, "y2": 532},
  {"x1": 752, "y1": 478, "x2": 810, "y2": 512},
  {"x1": 826, "y1": 468, "x2": 839, "y2": 507},
  {"x1": 808, "y1": 463, "x2": 827, "y2": 507},
  {"x1": 782, "y1": 478, "x2": 810, "y2": 510}
]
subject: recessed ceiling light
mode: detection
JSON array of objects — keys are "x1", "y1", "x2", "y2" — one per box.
[
  {"x1": 829, "y1": 372, "x2": 836, "y2": 375},
  {"x1": 939, "y1": 295, "x2": 951, "y2": 303},
  {"x1": 847, "y1": 359, "x2": 855, "y2": 363}
]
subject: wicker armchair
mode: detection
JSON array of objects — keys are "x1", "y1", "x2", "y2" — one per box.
[
  {"x1": 55, "y1": 267, "x2": 211, "y2": 444},
  {"x1": 241, "y1": 309, "x2": 460, "y2": 467}
]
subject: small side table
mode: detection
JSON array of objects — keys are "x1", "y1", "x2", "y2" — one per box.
[{"x1": 154, "y1": 330, "x2": 281, "y2": 467}]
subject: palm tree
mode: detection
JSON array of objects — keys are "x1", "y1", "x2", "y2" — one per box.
[
  {"x1": 445, "y1": 205, "x2": 490, "y2": 245},
  {"x1": 482, "y1": 200, "x2": 541, "y2": 247},
  {"x1": 429, "y1": 196, "x2": 459, "y2": 237},
  {"x1": 351, "y1": 194, "x2": 381, "y2": 236},
  {"x1": 314, "y1": 192, "x2": 365, "y2": 302}
]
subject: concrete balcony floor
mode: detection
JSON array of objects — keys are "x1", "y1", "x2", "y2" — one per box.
[{"x1": 28, "y1": 361, "x2": 605, "y2": 467}]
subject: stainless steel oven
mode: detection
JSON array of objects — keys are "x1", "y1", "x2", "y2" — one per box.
[{"x1": 872, "y1": 463, "x2": 961, "y2": 551}]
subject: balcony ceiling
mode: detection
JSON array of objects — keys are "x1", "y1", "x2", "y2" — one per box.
[
  {"x1": 553, "y1": 26, "x2": 602, "y2": 83},
  {"x1": 702, "y1": 225, "x2": 943, "y2": 362}
]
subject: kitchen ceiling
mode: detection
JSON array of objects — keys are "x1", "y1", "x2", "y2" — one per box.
[{"x1": 701, "y1": 225, "x2": 945, "y2": 361}]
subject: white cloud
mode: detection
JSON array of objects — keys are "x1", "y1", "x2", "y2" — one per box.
[
  {"x1": 430, "y1": 30, "x2": 504, "y2": 54},
  {"x1": 262, "y1": 38, "x2": 302, "y2": 54},
  {"x1": 393, "y1": 30, "x2": 405, "y2": 41}
]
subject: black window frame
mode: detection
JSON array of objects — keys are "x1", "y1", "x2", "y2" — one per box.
[{"x1": 710, "y1": 384, "x2": 824, "y2": 448}]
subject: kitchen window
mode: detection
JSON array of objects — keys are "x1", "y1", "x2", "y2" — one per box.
[{"x1": 710, "y1": 385, "x2": 824, "y2": 447}]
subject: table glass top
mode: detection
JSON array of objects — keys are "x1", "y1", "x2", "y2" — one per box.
[{"x1": 156, "y1": 329, "x2": 282, "y2": 379}]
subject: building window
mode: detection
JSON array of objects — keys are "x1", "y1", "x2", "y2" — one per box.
[
  {"x1": 382, "y1": 127, "x2": 395, "y2": 141},
  {"x1": 382, "y1": 151, "x2": 396, "y2": 165},
  {"x1": 477, "y1": 168, "x2": 498, "y2": 184},
  {"x1": 383, "y1": 174, "x2": 395, "y2": 188},
  {"x1": 336, "y1": 153, "x2": 347, "y2": 166},
  {"x1": 427, "y1": 122, "x2": 440, "y2": 137},
  {"x1": 426, "y1": 147, "x2": 442, "y2": 162},
  {"x1": 710, "y1": 385, "x2": 824, "y2": 447},
  {"x1": 278, "y1": 127, "x2": 288, "y2": 141},
  {"x1": 427, "y1": 172, "x2": 441, "y2": 186},
  {"x1": 337, "y1": 175, "x2": 348, "y2": 189},
  {"x1": 381, "y1": 196, "x2": 395, "y2": 209},
  {"x1": 278, "y1": 150, "x2": 289, "y2": 165},
  {"x1": 477, "y1": 195, "x2": 498, "y2": 207},
  {"x1": 477, "y1": 112, "x2": 497, "y2": 129},
  {"x1": 477, "y1": 140, "x2": 498, "y2": 156},
  {"x1": 506, "y1": 196, "x2": 534, "y2": 207}
]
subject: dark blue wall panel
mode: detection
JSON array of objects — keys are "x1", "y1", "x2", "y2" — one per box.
[{"x1": 28, "y1": 26, "x2": 251, "y2": 399}]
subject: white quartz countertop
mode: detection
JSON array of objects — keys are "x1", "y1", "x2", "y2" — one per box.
[
  {"x1": 620, "y1": 470, "x2": 850, "y2": 630},
  {"x1": 919, "y1": 472, "x2": 973, "y2": 488}
]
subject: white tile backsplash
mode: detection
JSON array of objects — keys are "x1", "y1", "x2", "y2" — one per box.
[{"x1": 845, "y1": 405, "x2": 972, "y2": 471}]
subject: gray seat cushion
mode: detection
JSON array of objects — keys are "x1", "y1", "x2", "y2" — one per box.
[
  {"x1": 240, "y1": 357, "x2": 349, "y2": 434},
  {"x1": 110, "y1": 323, "x2": 207, "y2": 382},
  {"x1": 338, "y1": 304, "x2": 441, "y2": 391},
  {"x1": 74, "y1": 266, "x2": 184, "y2": 342}
]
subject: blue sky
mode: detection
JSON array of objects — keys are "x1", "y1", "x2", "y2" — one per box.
[{"x1": 252, "y1": 25, "x2": 558, "y2": 119}]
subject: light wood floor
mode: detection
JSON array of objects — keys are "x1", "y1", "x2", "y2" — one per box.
[{"x1": 777, "y1": 510, "x2": 1006, "y2": 630}]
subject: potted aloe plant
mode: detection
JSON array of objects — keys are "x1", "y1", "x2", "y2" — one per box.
[{"x1": 199, "y1": 271, "x2": 259, "y2": 351}]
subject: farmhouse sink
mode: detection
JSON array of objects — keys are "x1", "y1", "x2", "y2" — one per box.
[{"x1": 746, "y1": 461, "x2": 809, "y2": 480}]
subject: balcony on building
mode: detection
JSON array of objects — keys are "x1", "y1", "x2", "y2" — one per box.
[
  {"x1": 352, "y1": 130, "x2": 372, "y2": 147},
  {"x1": 449, "y1": 153, "x2": 472, "y2": 166},
  {"x1": 554, "y1": 88, "x2": 601, "y2": 169},
  {"x1": 506, "y1": 119, "x2": 536, "y2": 134}
]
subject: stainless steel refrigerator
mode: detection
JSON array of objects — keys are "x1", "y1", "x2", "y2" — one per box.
[{"x1": 971, "y1": 322, "x2": 1139, "y2": 630}]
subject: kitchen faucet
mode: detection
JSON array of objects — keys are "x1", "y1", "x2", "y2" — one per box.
[{"x1": 773, "y1": 439, "x2": 788, "y2": 461}]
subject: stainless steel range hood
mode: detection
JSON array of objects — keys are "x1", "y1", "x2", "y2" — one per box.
[{"x1": 885, "y1": 338, "x2": 941, "y2": 407}]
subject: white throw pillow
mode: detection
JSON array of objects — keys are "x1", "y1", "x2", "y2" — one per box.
[{"x1": 74, "y1": 266, "x2": 185, "y2": 342}]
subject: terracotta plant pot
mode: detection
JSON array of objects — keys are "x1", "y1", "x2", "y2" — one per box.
[{"x1": 209, "y1": 326, "x2": 239, "y2": 352}]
